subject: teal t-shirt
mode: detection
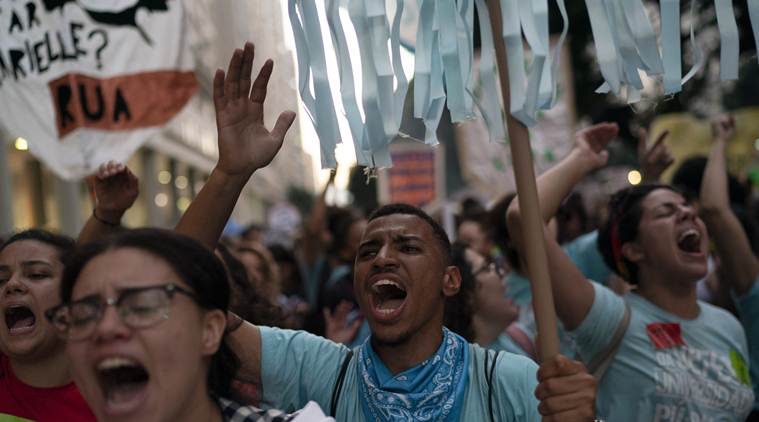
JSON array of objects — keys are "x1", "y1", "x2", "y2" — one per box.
[
  {"x1": 572, "y1": 282, "x2": 754, "y2": 421},
  {"x1": 259, "y1": 327, "x2": 541, "y2": 421},
  {"x1": 735, "y1": 279, "x2": 759, "y2": 410}
]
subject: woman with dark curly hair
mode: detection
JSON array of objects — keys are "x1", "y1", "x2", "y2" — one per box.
[{"x1": 508, "y1": 122, "x2": 754, "y2": 421}]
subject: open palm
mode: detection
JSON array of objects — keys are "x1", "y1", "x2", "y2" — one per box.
[{"x1": 214, "y1": 43, "x2": 296, "y2": 177}]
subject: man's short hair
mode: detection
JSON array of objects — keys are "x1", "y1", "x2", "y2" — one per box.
[{"x1": 368, "y1": 203, "x2": 452, "y2": 265}]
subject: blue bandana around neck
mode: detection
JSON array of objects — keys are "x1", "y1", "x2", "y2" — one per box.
[{"x1": 358, "y1": 327, "x2": 470, "y2": 422}]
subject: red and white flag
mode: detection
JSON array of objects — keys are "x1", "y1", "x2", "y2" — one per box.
[{"x1": 0, "y1": 0, "x2": 197, "y2": 179}]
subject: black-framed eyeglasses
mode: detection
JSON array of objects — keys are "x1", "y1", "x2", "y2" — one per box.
[
  {"x1": 473, "y1": 260, "x2": 505, "y2": 278},
  {"x1": 45, "y1": 283, "x2": 197, "y2": 341}
]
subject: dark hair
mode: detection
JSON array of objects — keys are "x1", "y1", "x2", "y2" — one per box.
[
  {"x1": 556, "y1": 191, "x2": 588, "y2": 244},
  {"x1": 460, "y1": 197, "x2": 486, "y2": 220},
  {"x1": 445, "y1": 242, "x2": 476, "y2": 342},
  {"x1": 368, "y1": 203, "x2": 452, "y2": 265},
  {"x1": 267, "y1": 243, "x2": 305, "y2": 297},
  {"x1": 487, "y1": 193, "x2": 521, "y2": 272},
  {"x1": 1, "y1": 229, "x2": 76, "y2": 265},
  {"x1": 241, "y1": 223, "x2": 263, "y2": 239},
  {"x1": 597, "y1": 184, "x2": 679, "y2": 284},
  {"x1": 733, "y1": 205, "x2": 759, "y2": 254},
  {"x1": 235, "y1": 242, "x2": 280, "y2": 296},
  {"x1": 216, "y1": 243, "x2": 283, "y2": 327},
  {"x1": 326, "y1": 207, "x2": 364, "y2": 260},
  {"x1": 60, "y1": 228, "x2": 241, "y2": 400}
]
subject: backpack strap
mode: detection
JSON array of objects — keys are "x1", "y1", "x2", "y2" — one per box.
[
  {"x1": 486, "y1": 350, "x2": 500, "y2": 422},
  {"x1": 330, "y1": 349, "x2": 353, "y2": 417},
  {"x1": 585, "y1": 302, "x2": 631, "y2": 379}
]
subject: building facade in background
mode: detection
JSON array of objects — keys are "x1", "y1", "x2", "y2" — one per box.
[{"x1": 0, "y1": 1, "x2": 314, "y2": 236}]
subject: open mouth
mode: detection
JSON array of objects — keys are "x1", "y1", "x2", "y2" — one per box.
[
  {"x1": 677, "y1": 229, "x2": 702, "y2": 254},
  {"x1": 96, "y1": 357, "x2": 149, "y2": 413},
  {"x1": 5, "y1": 305, "x2": 36, "y2": 335},
  {"x1": 370, "y1": 279, "x2": 407, "y2": 317}
]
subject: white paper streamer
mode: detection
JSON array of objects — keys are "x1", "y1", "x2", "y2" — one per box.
[
  {"x1": 326, "y1": 0, "x2": 369, "y2": 165},
  {"x1": 472, "y1": 0, "x2": 505, "y2": 141},
  {"x1": 288, "y1": 0, "x2": 341, "y2": 168},
  {"x1": 661, "y1": 0, "x2": 682, "y2": 94},
  {"x1": 288, "y1": 0, "x2": 743, "y2": 170},
  {"x1": 439, "y1": 0, "x2": 469, "y2": 121},
  {"x1": 749, "y1": 0, "x2": 759, "y2": 63},
  {"x1": 682, "y1": 0, "x2": 705, "y2": 84},
  {"x1": 349, "y1": 0, "x2": 392, "y2": 167},
  {"x1": 714, "y1": 0, "x2": 740, "y2": 80}
]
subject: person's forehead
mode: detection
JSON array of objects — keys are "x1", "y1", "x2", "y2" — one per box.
[
  {"x1": 363, "y1": 213, "x2": 435, "y2": 241},
  {"x1": 0, "y1": 239, "x2": 59, "y2": 265},
  {"x1": 73, "y1": 247, "x2": 181, "y2": 297},
  {"x1": 642, "y1": 188, "x2": 685, "y2": 208},
  {"x1": 458, "y1": 220, "x2": 484, "y2": 236}
]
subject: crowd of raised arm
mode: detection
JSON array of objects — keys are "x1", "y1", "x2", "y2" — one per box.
[{"x1": 1, "y1": 40, "x2": 757, "y2": 422}]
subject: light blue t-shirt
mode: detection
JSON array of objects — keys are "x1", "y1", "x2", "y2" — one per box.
[
  {"x1": 487, "y1": 331, "x2": 530, "y2": 357},
  {"x1": 735, "y1": 279, "x2": 759, "y2": 410},
  {"x1": 506, "y1": 231, "x2": 611, "y2": 306},
  {"x1": 562, "y1": 230, "x2": 612, "y2": 285},
  {"x1": 504, "y1": 281, "x2": 577, "y2": 357},
  {"x1": 259, "y1": 327, "x2": 541, "y2": 421},
  {"x1": 572, "y1": 282, "x2": 754, "y2": 421}
]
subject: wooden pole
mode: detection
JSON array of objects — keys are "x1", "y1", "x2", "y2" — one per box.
[{"x1": 485, "y1": 0, "x2": 560, "y2": 360}]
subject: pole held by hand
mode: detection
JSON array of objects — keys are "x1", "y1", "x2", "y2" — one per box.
[{"x1": 486, "y1": 0, "x2": 560, "y2": 361}]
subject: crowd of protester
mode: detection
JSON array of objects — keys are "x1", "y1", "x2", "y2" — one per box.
[{"x1": 1, "y1": 41, "x2": 758, "y2": 421}]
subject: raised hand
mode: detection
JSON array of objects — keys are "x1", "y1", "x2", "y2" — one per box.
[
  {"x1": 213, "y1": 42, "x2": 297, "y2": 178},
  {"x1": 89, "y1": 160, "x2": 139, "y2": 224},
  {"x1": 534, "y1": 355, "x2": 597, "y2": 421},
  {"x1": 711, "y1": 114, "x2": 736, "y2": 143},
  {"x1": 572, "y1": 122, "x2": 619, "y2": 171},
  {"x1": 323, "y1": 301, "x2": 362, "y2": 345},
  {"x1": 637, "y1": 128, "x2": 673, "y2": 182}
]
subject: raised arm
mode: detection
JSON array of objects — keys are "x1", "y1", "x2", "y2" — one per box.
[
  {"x1": 77, "y1": 161, "x2": 139, "y2": 245},
  {"x1": 175, "y1": 42, "x2": 296, "y2": 251},
  {"x1": 301, "y1": 169, "x2": 336, "y2": 267},
  {"x1": 638, "y1": 128, "x2": 673, "y2": 183},
  {"x1": 175, "y1": 43, "x2": 294, "y2": 386},
  {"x1": 699, "y1": 115, "x2": 759, "y2": 295},
  {"x1": 507, "y1": 123, "x2": 617, "y2": 329},
  {"x1": 506, "y1": 123, "x2": 617, "y2": 251}
]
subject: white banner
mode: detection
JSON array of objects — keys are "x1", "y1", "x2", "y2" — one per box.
[{"x1": 0, "y1": 0, "x2": 197, "y2": 179}]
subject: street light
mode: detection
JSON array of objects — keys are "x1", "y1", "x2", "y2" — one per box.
[
  {"x1": 14, "y1": 137, "x2": 28, "y2": 151},
  {"x1": 628, "y1": 170, "x2": 642, "y2": 185}
]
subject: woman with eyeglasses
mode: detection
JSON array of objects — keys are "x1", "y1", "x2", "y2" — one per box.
[
  {"x1": 47, "y1": 228, "x2": 324, "y2": 422},
  {"x1": 446, "y1": 242, "x2": 535, "y2": 359},
  {"x1": 507, "y1": 122, "x2": 754, "y2": 420}
]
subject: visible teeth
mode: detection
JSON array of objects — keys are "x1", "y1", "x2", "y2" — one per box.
[
  {"x1": 98, "y1": 357, "x2": 139, "y2": 371},
  {"x1": 678, "y1": 229, "x2": 700, "y2": 242},
  {"x1": 371, "y1": 279, "x2": 404, "y2": 293}
]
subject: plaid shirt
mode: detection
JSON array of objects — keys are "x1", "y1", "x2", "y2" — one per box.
[{"x1": 218, "y1": 397, "x2": 296, "y2": 422}]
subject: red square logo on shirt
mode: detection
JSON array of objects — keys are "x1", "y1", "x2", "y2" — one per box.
[{"x1": 646, "y1": 323, "x2": 685, "y2": 349}]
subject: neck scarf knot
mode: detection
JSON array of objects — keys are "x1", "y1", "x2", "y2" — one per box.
[{"x1": 358, "y1": 327, "x2": 470, "y2": 422}]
